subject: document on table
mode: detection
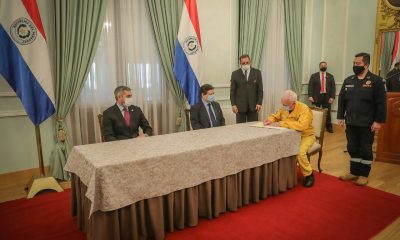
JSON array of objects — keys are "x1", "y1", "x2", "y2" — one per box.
[{"x1": 250, "y1": 122, "x2": 287, "y2": 130}]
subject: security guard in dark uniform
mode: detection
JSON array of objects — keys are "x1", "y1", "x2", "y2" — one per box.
[
  {"x1": 386, "y1": 62, "x2": 400, "y2": 92},
  {"x1": 337, "y1": 52, "x2": 386, "y2": 186}
]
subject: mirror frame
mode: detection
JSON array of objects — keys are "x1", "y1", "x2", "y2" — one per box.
[{"x1": 372, "y1": 0, "x2": 400, "y2": 74}]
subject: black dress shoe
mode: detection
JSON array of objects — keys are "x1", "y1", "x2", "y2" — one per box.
[{"x1": 303, "y1": 173, "x2": 315, "y2": 188}]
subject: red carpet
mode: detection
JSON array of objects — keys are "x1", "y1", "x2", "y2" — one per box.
[
  {"x1": 0, "y1": 189, "x2": 85, "y2": 240},
  {"x1": 167, "y1": 173, "x2": 400, "y2": 240},
  {"x1": 1, "y1": 173, "x2": 400, "y2": 240}
]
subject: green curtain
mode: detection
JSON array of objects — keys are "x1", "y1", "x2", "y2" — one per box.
[
  {"x1": 145, "y1": 0, "x2": 188, "y2": 132},
  {"x1": 238, "y1": 0, "x2": 271, "y2": 69},
  {"x1": 381, "y1": 32, "x2": 396, "y2": 78},
  {"x1": 283, "y1": 0, "x2": 305, "y2": 96},
  {"x1": 50, "y1": 0, "x2": 107, "y2": 180}
]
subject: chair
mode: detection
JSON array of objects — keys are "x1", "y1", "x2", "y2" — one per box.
[
  {"x1": 98, "y1": 114, "x2": 105, "y2": 142},
  {"x1": 307, "y1": 107, "x2": 328, "y2": 173}
]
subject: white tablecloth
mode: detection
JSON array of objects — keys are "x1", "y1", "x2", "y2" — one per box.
[{"x1": 64, "y1": 123, "x2": 300, "y2": 215}]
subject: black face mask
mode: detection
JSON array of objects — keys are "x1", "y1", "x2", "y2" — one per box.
[
  {"x1": 353, "y1": 65, "x2": 365, "y2": 75},
  {"x1": 320, "y1": 67, "x2": 327, "y2": 72}
]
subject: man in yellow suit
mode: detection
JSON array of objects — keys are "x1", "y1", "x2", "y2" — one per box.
[{"x1": 264, "y1": 90, "x2": 316, "y2": 187}]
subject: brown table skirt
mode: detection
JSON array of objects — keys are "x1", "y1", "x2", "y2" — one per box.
[{"x1": 71, "y1": 156, "x2": 297, "y2": 240}]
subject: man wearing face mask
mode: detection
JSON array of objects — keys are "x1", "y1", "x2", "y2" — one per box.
[
  {"x1": 308, "y1": 61, "x2": 336, "y2": 133},
  {"x1": 230, "y1": 54, "x2": 263, "y2": 123},
  {"x1": 102, "y1": 86, "x2": 153, "y2": 141},
  {"x1": 264, "y1": 90, "x2": 316, "y2": 188},
  {"x1": 337, "y1": 52, "x2": 386, "y2": 186},
  {"x1": 386, "y1": 62, "x2": 400, "y2": 92},
  {"x1": 190, "y1": 84, "x2": 225, "y2": 130}
]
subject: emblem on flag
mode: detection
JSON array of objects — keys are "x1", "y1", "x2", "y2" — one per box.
[
  {"x1": 183, "y1": 36, "x2": 200, "y2": 55},
  {"x1": 10, "y1": 17, "x2": 37, "y2": 45}
]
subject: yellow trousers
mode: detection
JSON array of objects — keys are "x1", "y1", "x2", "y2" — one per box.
[{"x1": 297, "y1": 135, "x2": 315, "y2": 177}]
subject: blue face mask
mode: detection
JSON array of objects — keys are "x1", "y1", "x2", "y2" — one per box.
[
  {"x1": 207, "y1": 95, "x2": 216, "y2": 102},
  {"x1": 283, "y1": 105, "x2": 290, "y2": 111}
]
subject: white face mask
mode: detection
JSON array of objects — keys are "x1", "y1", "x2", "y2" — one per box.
[
  {"x1": 207, "y1": 95, "x2": 215, "y2": 102},
  {"x1": 124, "y1": 96, "x2": 134, "y2": 106},
  {"x1": 241, "y1": 64, "x2": 250, "y2": 71},
  {"x1": 283, "y1": 105, "x2": 290, "y2": 111}
]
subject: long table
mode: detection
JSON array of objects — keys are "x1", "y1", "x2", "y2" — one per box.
[{"x1": 65, "y1": 123, "x2": 301, "y2": 239}]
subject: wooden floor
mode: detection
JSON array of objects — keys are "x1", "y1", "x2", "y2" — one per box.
[
  {"x1": 309, "y1": 124, "x2": 400, "y2": 196},
  {"x1": 1, "y1": 124, "x2": 399, "y2": 202}
]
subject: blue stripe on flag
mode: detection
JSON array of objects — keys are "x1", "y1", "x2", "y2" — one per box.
[
  {"x1": 173, "y1": 40, "x2": 200, "y2": 106},
  {"x1": 0, "y1": 24, "x2": 55, "y2": 125}
]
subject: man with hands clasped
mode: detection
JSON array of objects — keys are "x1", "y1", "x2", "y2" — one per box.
[
  {"x1": 230, "y1": 54, "x2": 263, "y2": 123},
  {"x1": 308, "y1": 61, "x2": 336, "y2": 133}
]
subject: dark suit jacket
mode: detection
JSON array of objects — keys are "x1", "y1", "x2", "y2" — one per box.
[
  {"x1": 230, "y1": 68, "x2": 263, "y2": 113},
  {"x1": 103, "y1": 104, "x2": 153, "y2": 142},
  {"x1": 308, "y1": 72, "x2": 336, "y2": 102},
  {"x1": 190, "y1": 101, "x2": 225, "y2": 130},
  {"x1": 386, "y1": 69, "x2": 400, "y2": 92}
]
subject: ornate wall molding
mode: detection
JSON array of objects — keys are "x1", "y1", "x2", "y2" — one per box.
[
  {"x1": 0, "y1": 92, "x2": 17, "y2": 97},
  {"x1": 0, "y1": 110, "x2": 27, "y2": 118},
  {"x1": 372, "y1": 0, "x2": 400, "y2": 73}
]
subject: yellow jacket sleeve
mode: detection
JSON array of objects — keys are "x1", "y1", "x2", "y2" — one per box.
[
  {"x1": 280, "y1": 108, "x2": 312, "y2": 131},
  {"x1": 267, "y1": 109, "x2": 283, "y2": 122}
]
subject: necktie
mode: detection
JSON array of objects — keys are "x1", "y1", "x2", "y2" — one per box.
[
  {"x1": 321, "y1": 72, "x2": 325, "y2": 93},
  {"x1": 244, "y1": 70, "x2": 248, "y2": 81},
  {"x1": 123, "y1": 107, "x2": 130, "y2": 127},
  {"x1": 208, "y1": 103, "x2": 217, "y2": 127}
]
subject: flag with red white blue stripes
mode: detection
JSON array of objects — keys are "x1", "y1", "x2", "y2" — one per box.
[
  {"x1": 173, "y1": 0, "x2": 203, "y2": 106},
  {"x1": 0, "y1": 0, "x2": 55, "y2": 126}
]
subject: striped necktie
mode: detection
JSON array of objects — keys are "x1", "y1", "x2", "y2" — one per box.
[{"x1": 208, "y1": 103, "x2": 217, "y2": 127}]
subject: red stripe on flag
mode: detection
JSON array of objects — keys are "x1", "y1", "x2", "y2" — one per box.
[
  {"x1": 391, "y1": 32, "x2": 399, "y2": 66},
  {"x1": 184, "y1": 0, "x2": 202, "y2": 48},
  {"x1": 21, "y1": 0, "x2": 46, "y2": 41}
]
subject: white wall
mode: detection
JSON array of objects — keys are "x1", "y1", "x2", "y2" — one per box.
[
  {"x1": 302, "y1": 0, "x2": 378, "y2": 123},
  {"x1": 197, "y1": 0, "x2": 239, "y2": 124}
]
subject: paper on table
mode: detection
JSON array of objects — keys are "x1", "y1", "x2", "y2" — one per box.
[{"x1": 250, "y1": 122, "x2": 287, "y2": 130}]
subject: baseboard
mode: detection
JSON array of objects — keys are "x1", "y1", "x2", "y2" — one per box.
[
  {"x1": 0, "y1": 166, "x2": 51, "y2": 184},
  {"x1": 0, "y1": 167, "x2": 70, "y2": 203}
]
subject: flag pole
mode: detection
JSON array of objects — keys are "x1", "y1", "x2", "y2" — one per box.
[
  {"x1": 26, "y1": 125, "x2": 63, "y2": 198},
  {"x1": 35, "y1": 126, "x2": 45, "y2": 176}
]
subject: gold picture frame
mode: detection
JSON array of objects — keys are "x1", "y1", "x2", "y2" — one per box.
[
  {"x1": 372, "y1": 0, "x2": 400, "y2": 74},
  {"x1": 385, "y1": 0, "x2": 400, "y2": 10}
]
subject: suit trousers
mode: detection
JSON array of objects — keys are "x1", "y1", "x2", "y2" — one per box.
[
  {"x1": 236, "y1": 110, "x2": 258, "y2": 123},
  {"x1": 313, "y1": 93, "x2": 332, "y2": 129},
  {"x1": 297, "y1": 135, "x2": 315, "y2": 177},
  {"x1": 345, "y1": 125, "x2": 374, "y2": 177}
]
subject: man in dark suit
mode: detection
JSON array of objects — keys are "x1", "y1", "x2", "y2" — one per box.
[
  {"x1": 386, "y1": 62, "x2": 400, "y2": 92},
  {"x1": 103, "y1": 86, "x2": 153, "y2": 142},
  {"x1": 308, "y1": 61, "x2": 336, "y2": 133},
  {"x1": 230, "y1": 54, "x2": 263, "y2": 123},
  {"x1": 190, "y1": 84, "x2": 225, "y2": 130}
]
